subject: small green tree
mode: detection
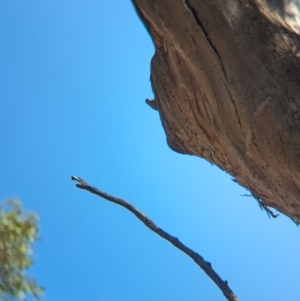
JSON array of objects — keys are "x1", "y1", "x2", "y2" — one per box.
[{"x1": 0, "y1": 199, "x2": 43, "y2": 300}]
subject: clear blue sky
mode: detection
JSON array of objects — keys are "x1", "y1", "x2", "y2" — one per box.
[{"x1": 0, "y1": 1, "x2": 299, "y2": 301}]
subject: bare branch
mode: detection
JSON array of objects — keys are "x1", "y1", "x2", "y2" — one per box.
[{"x1": 71, "y1": 175, "x2": 239, "y2": 301}]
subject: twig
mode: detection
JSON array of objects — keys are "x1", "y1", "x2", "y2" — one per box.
[
  {"x1": 247, "y1": 192, "x2": 279, "y2": 218},
  {"x1": 71, "y1": 176, "x2": 239, "y2": 301}
]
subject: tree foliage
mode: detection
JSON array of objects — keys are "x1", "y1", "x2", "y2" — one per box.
[{"x1": 0, "y1": 199, "x2": 43, "y2": 301}]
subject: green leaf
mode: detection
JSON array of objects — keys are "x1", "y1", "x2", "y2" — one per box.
[{"x1": 0, "y1": 199, "x2": 44, "y2": 301}]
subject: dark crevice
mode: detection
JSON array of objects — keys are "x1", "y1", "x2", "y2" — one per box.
[
  {"x1": 185, "y1": 1, "x2": 246, "y2": 145},
  {"x1": 184, "y1": 0, "x2": 228, "y2": 80}
]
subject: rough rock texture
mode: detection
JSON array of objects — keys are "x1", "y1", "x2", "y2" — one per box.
[{"x1": 132, "y1": 0, "x2": 300, "y2": 223}]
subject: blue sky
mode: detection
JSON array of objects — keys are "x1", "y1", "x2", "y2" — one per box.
[{"x1": 0, "y1": 1, "x2": 300, "y2": 301}]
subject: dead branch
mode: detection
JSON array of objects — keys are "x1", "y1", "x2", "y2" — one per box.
[{"x1": 71, "y1": 175, "x2": 239, "y2": 301}]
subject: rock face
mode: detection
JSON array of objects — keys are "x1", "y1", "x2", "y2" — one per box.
[{"x1": 132, "y1": 0, "x2": 300, "y2": 223}]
